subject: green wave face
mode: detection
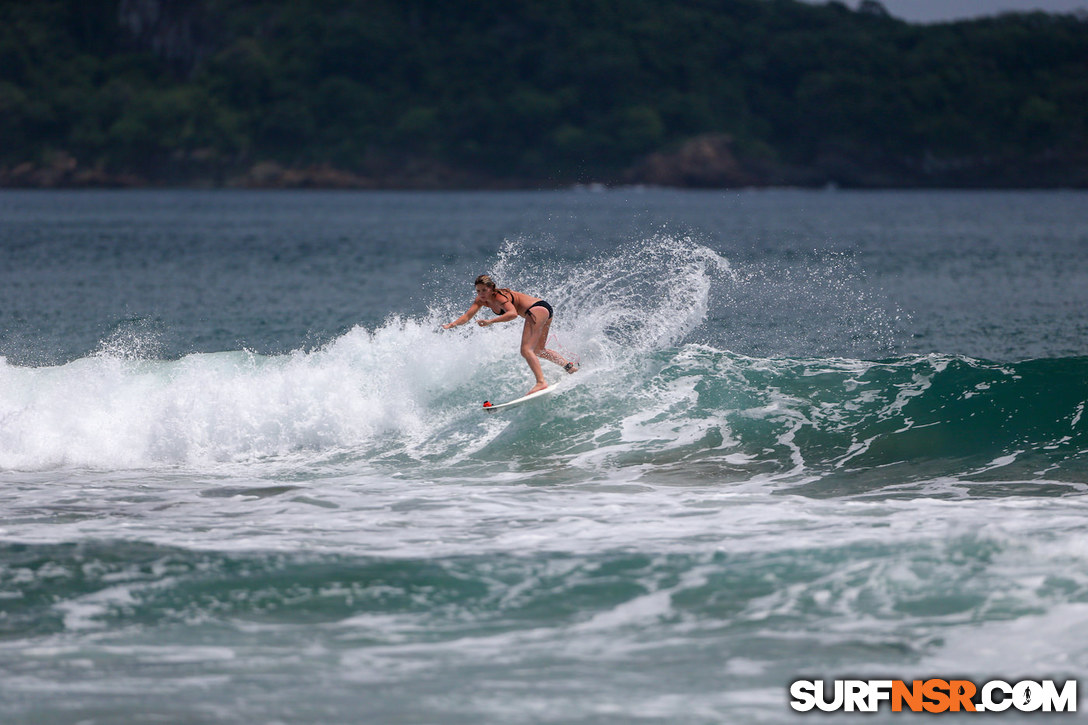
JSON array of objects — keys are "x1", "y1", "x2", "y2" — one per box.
[
  {"x1": 474, "y1": 350, "x2": 1088, "y2": 496},
  {"x1": 2, "y1": 342, "x2": 1085, "y2": 497}
]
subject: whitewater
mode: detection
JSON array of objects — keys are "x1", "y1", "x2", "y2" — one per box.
[{"x1": 0, "y1": 189, "x2": 1086, "y2": 723}]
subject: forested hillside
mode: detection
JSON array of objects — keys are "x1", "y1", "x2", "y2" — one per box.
[{"x1": 2, "y1": 0, "x2": 1086, "y2": 187}]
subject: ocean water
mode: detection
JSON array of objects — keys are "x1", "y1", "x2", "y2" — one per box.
[{"x1": 0, "y1": 189, "x2": 1085, "y2": 723}]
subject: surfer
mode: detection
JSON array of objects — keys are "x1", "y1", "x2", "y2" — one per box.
[{"x1": 443, "y1": 274, "x2": 578, "y2": 395}]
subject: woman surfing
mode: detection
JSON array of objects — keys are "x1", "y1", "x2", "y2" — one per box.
[{"x1": 443, "y1": 275, "x2": 578, "y2": 395}]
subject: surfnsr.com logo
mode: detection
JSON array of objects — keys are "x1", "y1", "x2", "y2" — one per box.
[{"x1": 790, "y1": 679, "x2": 1077, "y2": 713}]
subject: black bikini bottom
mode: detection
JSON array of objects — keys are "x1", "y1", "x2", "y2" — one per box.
[{"x1": 527, "y1": 300, "x2": 553, "y2": 320}]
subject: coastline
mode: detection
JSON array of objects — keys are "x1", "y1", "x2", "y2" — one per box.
[{"x1": 3, "y1": 135, "x2": 1086, "y2": 191}]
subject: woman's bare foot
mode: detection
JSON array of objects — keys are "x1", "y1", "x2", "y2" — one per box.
[
  {"x1": 528, "y1": 381, "x2": 548, "y2": 395},
  {"x1": 564, "y1": 362, "x2": 579, "y2": 374}
]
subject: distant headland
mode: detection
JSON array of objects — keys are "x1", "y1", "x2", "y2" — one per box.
[{"x1": 2, "y1": 0, "x2": 1086, "y2": 189}]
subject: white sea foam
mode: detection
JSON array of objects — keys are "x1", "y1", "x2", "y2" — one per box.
[{"x1": 0, "y1": 236, "x2": 736, "y2": 473}]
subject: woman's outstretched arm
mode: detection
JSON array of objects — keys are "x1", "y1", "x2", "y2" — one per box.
[{"x1": 443, "y1": 300, "x2": 484, "y2": 328}]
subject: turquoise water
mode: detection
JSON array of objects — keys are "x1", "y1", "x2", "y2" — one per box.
[{"x1": 0, "y1": 189, "x2": 1086, "y2": 723}]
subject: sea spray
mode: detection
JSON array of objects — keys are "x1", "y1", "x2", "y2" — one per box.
[{"x1": 491, "y1": 233, "x2": 735, "y2": 355}]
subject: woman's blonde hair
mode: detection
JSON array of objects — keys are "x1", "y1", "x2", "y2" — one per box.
[{"x1": 475, "y1": 274, "x2": 512, "y2": 302}]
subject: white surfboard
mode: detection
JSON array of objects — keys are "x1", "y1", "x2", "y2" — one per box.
[{"x1": 482, "y1": 379, "x2": 561, "y2": 412}]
